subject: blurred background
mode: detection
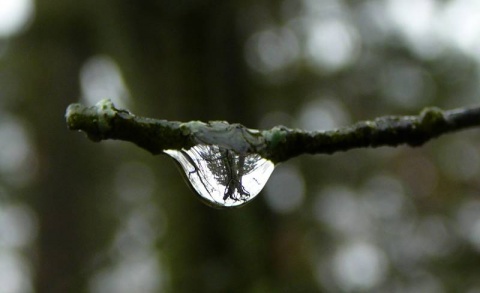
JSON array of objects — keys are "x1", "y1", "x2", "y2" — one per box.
[{"x1": 1, "y1": 0, "x2": 480, "y2": 292}]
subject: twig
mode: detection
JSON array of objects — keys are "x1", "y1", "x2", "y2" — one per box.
[{"x1": 65, "y1": 100, "x2": 480, "y2": 163}]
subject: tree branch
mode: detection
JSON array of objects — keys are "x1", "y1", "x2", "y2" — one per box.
[{"x1": 66, "y1": 100, "x2": 480, "y2": 163}]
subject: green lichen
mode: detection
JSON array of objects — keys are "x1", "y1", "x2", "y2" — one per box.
[
  {"x1": 263, "y1": 127, "x2": 287, "y2": 148},
  {"x1": 260, "y1": 127, "x2": 289, "y2": 162},
  {"x1": 420, "y1": 107, "x2": 446, "y2": 128}
]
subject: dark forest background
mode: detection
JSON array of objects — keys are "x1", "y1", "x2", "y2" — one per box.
[{"x1": 1, "y1": 0, "x2": 480, "y2": 292}]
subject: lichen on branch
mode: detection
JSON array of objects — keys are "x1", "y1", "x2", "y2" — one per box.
[{"x1": 66, "y1": 99, "x2": 480, "y2": 163}]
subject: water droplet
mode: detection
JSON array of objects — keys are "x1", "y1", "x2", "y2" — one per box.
[{"x1": 165, "y1": 145, "x2": 275, "y2": 208}]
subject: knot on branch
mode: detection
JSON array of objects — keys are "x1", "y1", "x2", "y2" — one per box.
[{"x1": 408, "y1": 107, "x2": 448, "y2": 146}]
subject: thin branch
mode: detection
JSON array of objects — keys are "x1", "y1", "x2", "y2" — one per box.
[{"x1": 66, "y1": 99, "x2": 480, "y2": 163}]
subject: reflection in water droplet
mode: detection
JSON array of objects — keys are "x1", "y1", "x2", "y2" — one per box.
[{"x1": 165, "y1": 145, "x2": 275, "y2": 208}]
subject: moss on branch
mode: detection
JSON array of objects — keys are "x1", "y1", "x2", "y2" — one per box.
[{"x1": 66, "y1": 99, "x2": 480, "y2": 163}]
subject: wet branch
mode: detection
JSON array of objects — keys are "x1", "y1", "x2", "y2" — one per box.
[{"x1": 66, "y1": 99, "x2": 480, "y2": 163}]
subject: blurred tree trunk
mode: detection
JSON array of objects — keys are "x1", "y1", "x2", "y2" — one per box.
[{"x1": 12, "y1": 2, "x2": 112, "y2": 292}]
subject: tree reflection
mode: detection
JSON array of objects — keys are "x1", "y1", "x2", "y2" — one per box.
[{"x1": 196, "y1": 146, "x2": 258, "y2": 202}]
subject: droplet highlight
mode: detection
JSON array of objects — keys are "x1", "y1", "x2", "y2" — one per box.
[{"x1": 165, "y1": 145, "x2": 275, "y2": 208}]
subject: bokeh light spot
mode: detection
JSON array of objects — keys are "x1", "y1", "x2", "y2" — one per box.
[
  {"x1": 305, "y1": 18, "x2": 360, "y2": 73},
  {"x1": 0, "y1": 251, "x2": 33, "y2": 293},
  {"x1": 314, "y1": 186, "x2": 372, "y2": 237},
  {"x1": 264, "y1": 164, "x2": 305, "y2": 214},
  {"x1": 245, "y1": 27, "x2": 300, "y2": 74},
  {"x1": 0, "y1": 0, "x2": 34, "y2": 38},
  {"x1": 80, "y1": 55, "x2": 130, "y2": 107},
  {"x1": 0, "y1": 115, "x2": 35, "y2": 185},
  {"x1": 0, "y1": 204, "x2": 37, "y2": 248},
  {"x1": 332, "y1": 242, "x2": 388, "y2": 291},
  {"x1": 297, "y1": 98, "x2": 350, "y2": 131},
  {"x1": 380, "y1": 61, "x2": 435, "y2": 110}
]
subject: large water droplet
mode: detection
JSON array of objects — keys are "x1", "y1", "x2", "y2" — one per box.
[{"x1": 165, "y1": 145, "x2": 275, "y2": 208}]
